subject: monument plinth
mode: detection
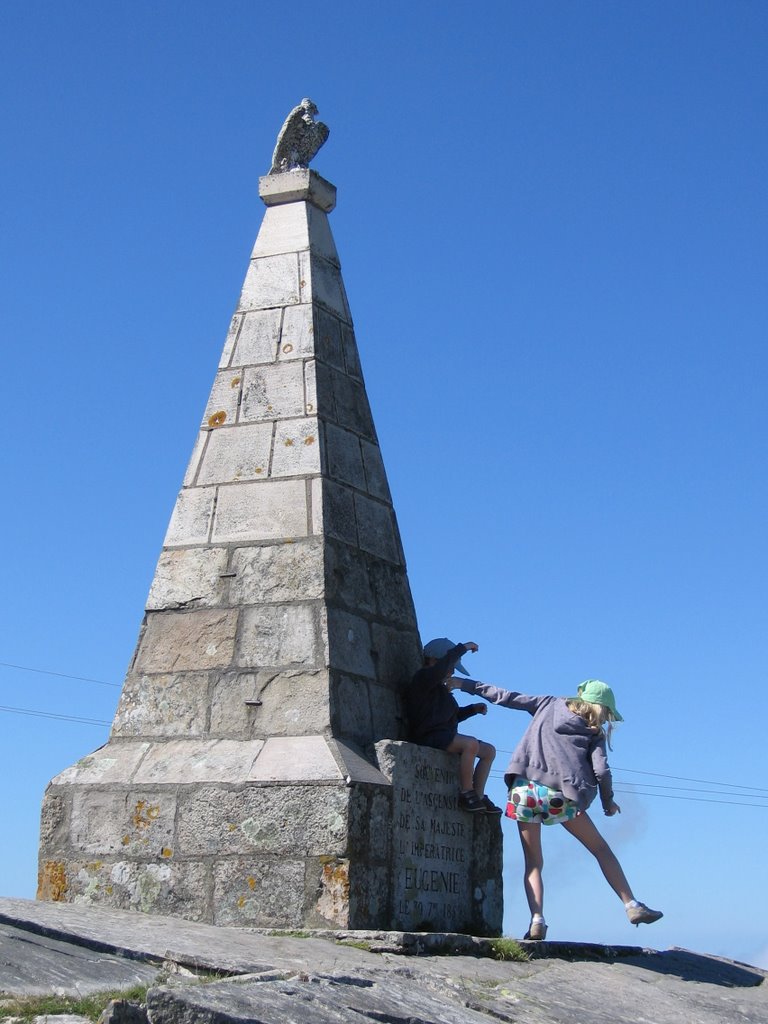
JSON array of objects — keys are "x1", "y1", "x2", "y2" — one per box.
[{"x1": 38, "y1": 103, "x2": 502, "y2": 934}]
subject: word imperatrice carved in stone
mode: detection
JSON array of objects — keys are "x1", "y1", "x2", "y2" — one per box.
[{"x1": 269, "y1": 98, "x2": 330, "y2": 175}]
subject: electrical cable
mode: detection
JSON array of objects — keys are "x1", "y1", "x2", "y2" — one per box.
[
  {"x1": 0, "y1": 704, "x2": 110, "y2": 727},
  {"x1": 0, "y1": 661, "x2": 120, "y2": 688}
]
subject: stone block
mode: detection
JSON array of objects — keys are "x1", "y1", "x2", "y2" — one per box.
[
  {"x1": 361, "y1": 439, "x2": 391, "y2": 501},
  {"x1": 146, "y1": 548, "x2": 230, "y2": 610},
  {"x1": 279, "y1": 303, "x2": 314, "y2": 360},
  {"x1": 236, "y1": 602, "x2": 319, "y2": 668},
  {"x1": 251, "y1": 202, "x2": 310, "y2": 258},
  {"x1": 213, "y1": 856, "x2": 305, "y2": 928},
  {"x1": 202, "y1": 370, "x2": 242, "y2": 429},
  {"x1": 325, "y1": 608, "x2": 376, "y2": 679},
  {"x1": 163, "y1": 487, "x2": 216, "y2": 547},
  {"x1": 51, "y1": 743, "x2": 150, "y2": 786},
  {"x1": 231, "y1": 309, "x2": 281, "y2": 366},
  {"x1": 176, "y1": 783, "x2": 349, "y2": 856},
  {"x1": 182, "y1": 431, "x2": 207, "y2": 487},
  {"x1": 209, "y1": 668, "x2": 330, "y2": 738},
  {"x1": 329, "y1": 369, "x2": 376, "y2": 440},
  {"x1": 212, "y1": 479, "x2": 308, "y2": 543},
  {"x1": 66, "y1": 859, "x2": 208, "y2": 919},
  {"x1": 218, "y1": 313, "x2": 241, "y2": 368},
  {"x1": 258, "y1": 168, "x2": 336, "y2": 212},
  {"x1": 341, "y1": 324, "x2": 362, "y2": 379},
  {"x1": 373, "y1": 740, "x2": 503, "y2": 935},
  {"x1": 299, "y1": 252, "x2": 349, "y2": 319},
  {"x1": 240, "y1": 362, "x2": 305, "y2": 421},
  {"x1": 313, "y1": 306, "x2": 344, "y2": 370},
  {"x1": 331, "y1": 675, "x2": 373, "y2": 747},
  {"x1": 270, "y1": 418, "x2": 321, "y2": 477},
  {"x1": 355, "y1": 494, "x2": 399, "y2": 564},
  {"x1": 324, "y1": 540, "x2": 375, "y2": 614},
  {"x1": 307, "y1": 203, "x2": 341, "y2": 263},
  {"x1": 196, "y1": 423, "x2": 273, "y2": 485},
  {"x1": 249, "y1": 736, "x2": 342, "y2": 782},
  {"x1": 71, "y1": 789, "x2": 176, "y2": 857},
  {"x1": 230, "y1": 540, "x2": 324, "y2": 605},
  {"x1": 111, "y1": 672, "x2": 211, "y2": 737},
  {"x1": 369, "y1": 679, "x2": 407, "y2": 741},
  {"x1": 324, "y1": 423, "x2": 365, "y2": 489},
  {"x1": 135, "y1": 609, "x2": 238, "y2": 673},
  {"x1": 370, "y1": 624, "x2": 422, "y2": 690},
  {"x1": 314, "y1": 479, "x2": 357, "y2": 544},
  {"x1": 313, "y1": 857, "x2": 351, "y2": 927},
  {"x1": 304, "y1": 358, "x2": 318, "y2": 415},
  {"x1": 238, "y1": 253, "x2": 300, "y2": 311},
  {"x1": 132, "y1": 739, "x2": 264, "y2": 785},
  {"x1": 369, "y1": 561, "x2": 417, "y2": 625},
  {"x1": 39, "y1": 789, "x2": 70, "y2": 851}
]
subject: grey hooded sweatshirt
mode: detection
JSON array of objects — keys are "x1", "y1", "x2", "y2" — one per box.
[{"x1": 460, "y1": 681, "x2": 614, "y2": 812}]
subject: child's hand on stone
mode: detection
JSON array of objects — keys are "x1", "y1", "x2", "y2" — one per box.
[{"x1": 474, "y1": 703, "x2": 487, "y2": 715}]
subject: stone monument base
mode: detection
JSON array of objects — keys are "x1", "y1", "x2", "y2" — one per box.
[{"x1": 38, "y1": 738, "x2": 502, "y2": 935}]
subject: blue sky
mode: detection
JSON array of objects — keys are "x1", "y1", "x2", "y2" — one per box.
[{"x1": 1, "y1": 1, "x2": 767, "y2": 967}]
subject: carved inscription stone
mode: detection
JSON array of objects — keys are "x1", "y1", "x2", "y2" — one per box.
[{"x1": 374, "y1": 741, "x2": 503, "y2": 936}]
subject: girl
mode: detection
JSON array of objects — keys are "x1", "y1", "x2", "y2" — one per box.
[{"x1": 454, "y1": 676, "x2": 662, "y2": 939}]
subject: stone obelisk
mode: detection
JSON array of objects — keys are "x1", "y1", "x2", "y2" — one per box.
[{"x1": 38, "y1": 101, "x2": 502, "y2": 934}]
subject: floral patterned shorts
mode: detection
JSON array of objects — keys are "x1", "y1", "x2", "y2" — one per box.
[{"x1": 506, "y1": 777, "x2": 580, "y2": 825}]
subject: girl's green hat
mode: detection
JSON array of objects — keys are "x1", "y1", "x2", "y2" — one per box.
[{"x1": 572, "y1": 679, "x2": 623, "y2": 721}]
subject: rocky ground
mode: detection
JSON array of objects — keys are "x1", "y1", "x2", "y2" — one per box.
[{"x1": 1, "y1": 897, "x2": 765, "y2": 1024}]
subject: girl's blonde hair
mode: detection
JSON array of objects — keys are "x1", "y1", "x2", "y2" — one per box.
[{"x1": 566, "y1": 699, "x2": 616, "y2": 748}]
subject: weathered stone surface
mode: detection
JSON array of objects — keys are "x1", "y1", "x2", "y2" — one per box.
[
  {"x1": 163, "y1": 487, "x2": 216, "y2": 546},
  {"x1": 331, "y1": 675, "x2": 373, "y2": 746},
  {"x1": 236, "y1": 603, "x2": 318, "y2": 668},
  {"x1": 146, "y1": 548, "x2": 230, "y2": 610},
  {"x1": 209, "y1": 669, "x2": 330, "y2": 737},
  {"x1": 239, "y1": 362, "x2": 305, "y2": 423},
  {"x1": 360, "y1": 438, "x2": 390, "y2": 500},
  {"x1": 370, "y1": 624, "x2": 422, "y2": 689},
  {"x1": 355, "y1": 494, "x2": 399, "y2": 564},
  {"x1": 132, "y1": 740, "x2": 264, "y2": 785},
  {"x1": 212, "y1": 857, "x2": 305, "y2": 927},
  {"x1": 374, "y1": 741, "x2": 503, "y2": 935},
  {"x1": 251, "y1": 202, "x2": 311, "y2": 258},
  {"x1": 313, "y1": 307, "x2": 344, "y2": 369},
  {"x1": 202, "y1": 369, "x2": 242, "y2": 428},
  {"x1": 270, "y1": 417, "x2": 321, "y2": 477},
  {"x1": 51, "y1": 744, "x2": 150, "y2": 786},
  {"x1": 0, "y1": 921, "x2": 160, "y2": 998},
  {"x1": 279, "y1": 303, "x2": 314, "y2": 360},
  {"x1": 176, "y1": 784, "x2": 349, "y2": 856},
  {"x1": 316, "y1": 478, "x2": 357, "y2": 543},
  {"x1": 135, "y1": 610, "x2": 238, "y2": 673},
  {"x1": 238, "y1": 253, "x2": 300, "y2": 311},
  {"x1": 324, "y1": 422, "x2": 365, "y2": 488},
  {"x1": 71, "y1": 789, "x2": 176, "y2": 858},
  {"x1": 196, "y1": 423, "x2": 273, "y2": 485},
  {"x1": 325, "y1": 608, "x2": 376, "y2": 678},
  {"x1": 229, "y1": 540, "x2": 324, "y2": 605},
  {"x1": 299, "y1": 251, "x2": 349, "y2": 318},
  {"x1": 230, "y1": 309, "x2": 281, "y2": 365},
  {"x1": 249, "y1": 736, "x2": 342, "y2": 782},
  {"x1": 212, "y1": 479, "x2": 308, "y2": 542},
  {"x1": 112, "y1": 673, "x2": 210, "y2": 737}
]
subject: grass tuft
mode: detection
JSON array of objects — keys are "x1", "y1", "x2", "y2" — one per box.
[
  {"x1": 0, "y1": 984, "x2": 150, "y2": 1022},
  {"x1": 488, "y1": 937, "x2": 528, "y2": 962}
]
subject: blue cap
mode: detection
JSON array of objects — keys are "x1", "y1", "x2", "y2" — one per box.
[{"x1": 423, "y1": 637, "x2": 470, "y2": 676}]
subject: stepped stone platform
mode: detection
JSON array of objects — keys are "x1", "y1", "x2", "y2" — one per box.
[{"x1": 1, "y1": 898, "x2": 765, "y2": 1024}]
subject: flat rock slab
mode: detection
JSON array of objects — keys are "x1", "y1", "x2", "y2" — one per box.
[
  {"x1": 0, "y1": 898, "x2": 765, "y2": 1024},
  {"x1": 0, "y1": 922, "x2": 160, "y2": 998}
]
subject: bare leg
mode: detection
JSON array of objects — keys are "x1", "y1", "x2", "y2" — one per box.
[
  {"x1": 472, "y1": 740, "x2": 496, "y2": 797},
  {"x1": 444, "y1": 734, "x2": 480, "y2": 792},
  {"x1": 562, "y1": 812, "x2": 634, "y2": 903},
  {"x1": 517, "y1": 821, "x2": 544, "y2": 917}
]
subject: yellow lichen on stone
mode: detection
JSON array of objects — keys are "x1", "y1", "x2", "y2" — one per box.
[
  {"x1": 133, "y1": 800, "x2": 161, "y2": 830},
  {"x1": 161, "y1": 847, "x2": 173, "y2": 858},
  {"x1": 37, "y1": 860, "x2": 68, "y2": 902},
  {"x1": 316, "y1": 859, "x2": 351, "y2": 926},
  {"x1": 247, "y1": 876, "x2": 256, "y2": 890},
  {"x1": 208, "y1": 411, "x2": 227, "y2": 427}
]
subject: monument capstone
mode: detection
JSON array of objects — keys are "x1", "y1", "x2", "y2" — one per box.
[{"x1": 38, "y1": 101, "x2": 503, "y2": 934}]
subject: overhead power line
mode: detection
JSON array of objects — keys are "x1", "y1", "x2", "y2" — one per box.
[
  {"x1": 0, "y1": 704, "x2": 111, "y2": 727},
  {"x1": 0, "y1": 660, "x2": 120, "y2": 688}
]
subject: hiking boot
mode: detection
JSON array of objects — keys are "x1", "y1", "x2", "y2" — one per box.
[
  {"x1": 458, "y1": 790, "x2": 485, "y2": 812},
  {"x1": 626, "y1": 902, "x2": 663, "y2": 926},
  {"x1": 481, "y1": 795, "x2": 503, "y2": 815}
]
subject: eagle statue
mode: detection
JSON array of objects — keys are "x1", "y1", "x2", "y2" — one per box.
[{"x1": 268, "y1": 98, "x2": 330, "y2": 175}]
